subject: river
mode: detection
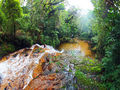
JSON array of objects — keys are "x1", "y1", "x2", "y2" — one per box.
[
  {"x1": 0, "y1": 40, "x2": 94, "y2": 89},
  {"x1": 58, "y1": 39, "x2": 94, "y2": 58}
]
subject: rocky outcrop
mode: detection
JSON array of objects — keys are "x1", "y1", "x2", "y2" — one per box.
[
  {"x1": 25, "y1": 73, "x2": 65, "y2": 90},
  {"x1": 0, "y1": 44, "x2": 64, "y2": 90}
]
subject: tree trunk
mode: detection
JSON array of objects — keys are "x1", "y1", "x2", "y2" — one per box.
[
  {"x1": 13, "y1": 18, "x2": 16, "y2": 39},
  {"x1": 13, "y1": 22, "x2": 16, "y2": 38}
]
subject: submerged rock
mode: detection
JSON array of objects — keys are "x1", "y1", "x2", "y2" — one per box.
[{"x1": 0, "y1": 44, "x2": 66, "y2": 89}]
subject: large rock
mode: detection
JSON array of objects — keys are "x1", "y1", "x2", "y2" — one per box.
[{"x1": 0, "y1": 44, "x2": 63, "y2": 90}]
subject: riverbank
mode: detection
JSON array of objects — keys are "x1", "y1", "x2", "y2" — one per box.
[{"x1": 57, "y1": 46, "x2": 105, "y2": 89}]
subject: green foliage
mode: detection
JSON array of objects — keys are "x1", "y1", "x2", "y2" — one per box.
[
  {"x1": 70, "y1": 57, "x2": 105, "y2": 89},
  {"x1": 0, "y1": 0, "x2": 92, "y2": 57},
  {"x1": 91, "y1": 0, "x2": 120, "y2": 89},
  {"x1": 16, "y1": 14, "x2": 30, "y2": 31},
  {"x1": 0, "y1": 0, "x2": 120, "y2": 89},
  {"x1": 56, "y1": 61, "x2": 61, "y2": 66},
  {"x1": 101, "y1": 65, "x2": 120, "y2": 89},
  {"x1": 16, "y1": 35, "x2": 34, "y2": 46},
  {"x1": 101, "y1": 42, "x2": 120, "y2": 89},
  {"x1": 75, "y1": 70, "x2": 105, "y2": 89},
  {"x1": 1, "y1": 0, "x2": 22, "y2": 35},
  {"x1": 24, "y1": 0, "x2": 66, "y2": 47},
  {"x1": 75, "y1": 70, "x2": 93, "y2": 86},
  {"x1": 80, "y1": 58, "x2": 102, "y2": 73},
  {"x1": 71, "y1": 58, "x2": 102, "y2": 73},
  {"x1": 1, "y1": 0, "x2": 22, "y2": 19},
  {"x1": 58, "y1": 10, "x2": 79, "y2": 41},
  {"x1": 0, "y1": 10, "x2": 5, "y2": 24},
  {"x1": 0, "y1": 43, "x2": 15, "y2": 57},
  {"x1": 0, "y1": 9, "x2": 6, "y2": 32}
]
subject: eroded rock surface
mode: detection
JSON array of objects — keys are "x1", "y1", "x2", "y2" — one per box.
[{"x1": 0, "y1": 44, "x2": 65, "y2": 90}]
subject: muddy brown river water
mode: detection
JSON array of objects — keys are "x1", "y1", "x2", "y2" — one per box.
[{"x1": 59, "y1": 39, "x2": 94, "y2": 58}]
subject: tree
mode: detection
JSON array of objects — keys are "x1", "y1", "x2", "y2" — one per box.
[
  {"x1": 0, "y1": 9, "x2": 6, "y2": 32},
  {"x1": 92, "y1": 0, "x2": 120, "y2": 89},
  {"x1": 1, "y1": 0, "x2": 22, "y2": 37},
  {"x1": 25, "y1": 0, "x2": 65, "y2": 47}
]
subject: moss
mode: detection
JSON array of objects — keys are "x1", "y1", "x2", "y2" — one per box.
[
  {"x1": 55, "y1": 69, "x2": 59, "y2": 73},
  {"x1": 75, "y1": 70, "x2": 93, "y2": 86},
  {"x1": 75, "y1": 70, "x2": 106, "y2": 89},
  {"x1": 56, "y1": 61, "x2": 61, "y2": 66},
  {"x1": 70, "y1": 59, "x2": 81, "y2": 65},
  {"x1": 69, "y1": 69, "x2": 72, "y2": 72},
  {"x1": 70, "y1": 57, "x2": 106, "y2": 89},
  {"x1": 71, "y1": 57, "x2": 102, "y2": 73}
]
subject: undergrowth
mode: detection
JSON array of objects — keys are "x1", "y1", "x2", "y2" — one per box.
[{"x1": 71, "y1": 57, "x2": 106, "y2": 89}]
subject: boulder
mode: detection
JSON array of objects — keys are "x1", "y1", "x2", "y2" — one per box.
[{"x1": 0, "y1": 44, "x2": 63, "y2": 89}]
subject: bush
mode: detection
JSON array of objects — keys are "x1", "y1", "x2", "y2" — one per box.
[
  {"x1": 0, "y1": 43, "x2": 15, "y2": 57},
  {"x1": 75, "y1": 70, "x2": 105, "y2": 89},
  {"x1": 102, "y1": 42, "x2": 120, "y2": 89},
  {"x1": 71, "y1": 57, "x2": 102, "y2": 73}
]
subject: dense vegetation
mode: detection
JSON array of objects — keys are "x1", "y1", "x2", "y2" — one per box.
[
  {"x1": 91, "y1": 0, "x2": 120, "y2": 89},
  {"x1": 0, "y1": 0, "x2": 120, "y2": 89}
]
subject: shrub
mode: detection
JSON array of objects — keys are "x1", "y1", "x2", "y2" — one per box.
[{"x1": 0, "y1": 43, "x2": 15, "y2": 57}]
